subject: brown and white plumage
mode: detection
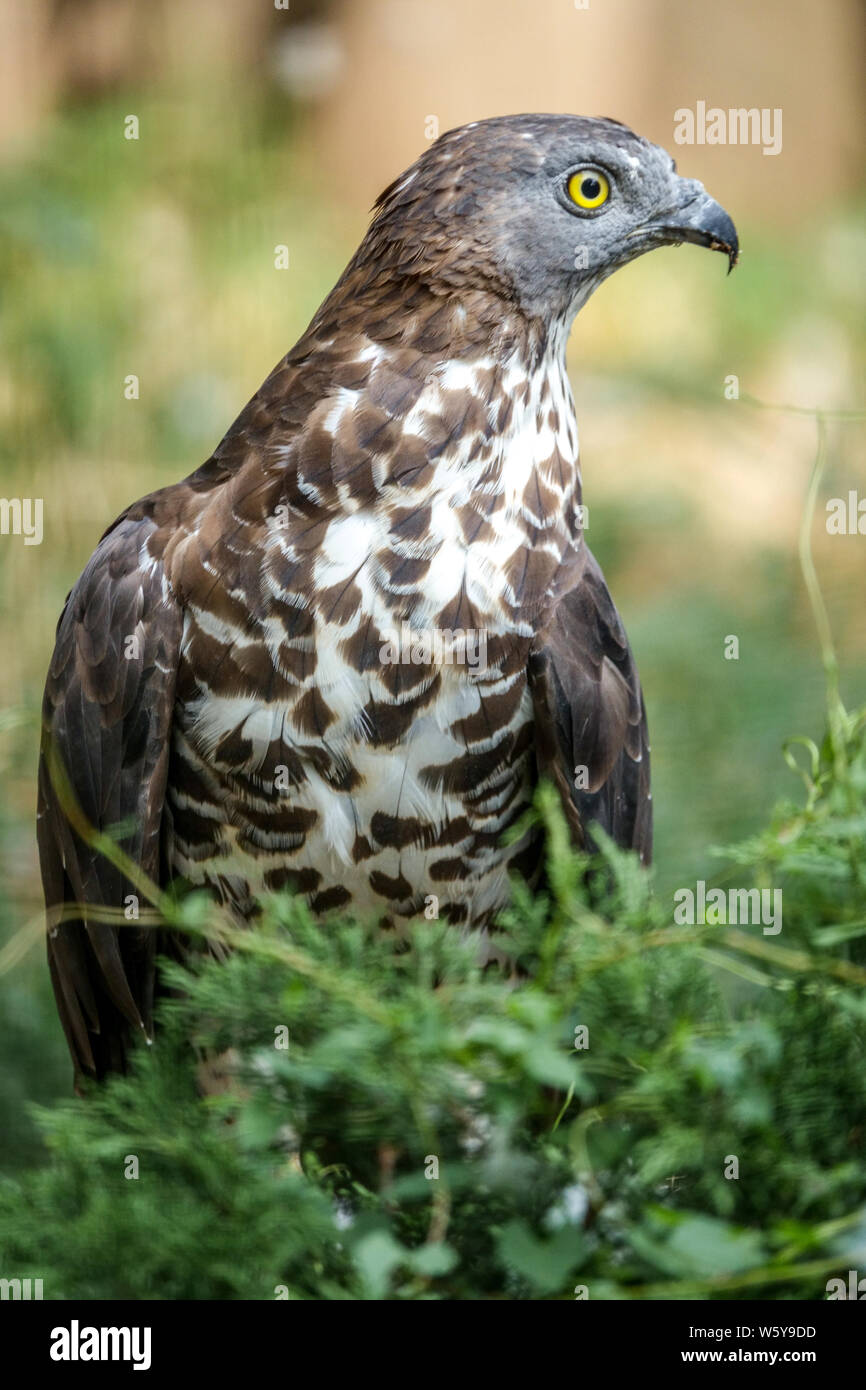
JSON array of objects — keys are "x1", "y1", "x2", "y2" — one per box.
[{"x1": 38, "y1": 114, "x2": 737, "y2": 1081}]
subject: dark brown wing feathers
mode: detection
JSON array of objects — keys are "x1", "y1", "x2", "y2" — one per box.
[
  {"x1": 37, "y1": 515, "x2": 182, "y2": 1082},
  {"x1": 529, "y1": 547, "x2": 652, "y2": 864}
]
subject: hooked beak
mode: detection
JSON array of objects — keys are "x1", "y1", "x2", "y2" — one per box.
[{"x1": 631, "y1": 183, "x2": 739, "y2": 273}]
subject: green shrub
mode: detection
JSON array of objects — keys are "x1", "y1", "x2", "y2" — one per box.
[{"x1": 2, "y1": 702, "x2": 865, "y2": 1300}]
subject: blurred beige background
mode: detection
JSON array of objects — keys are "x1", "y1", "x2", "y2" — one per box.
[{"x1": 2, "y1": 0, "x2": 863, "y2": 219}]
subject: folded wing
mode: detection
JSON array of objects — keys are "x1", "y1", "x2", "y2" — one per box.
[
  {"x1": 37, "y1": 514, "x2": 182, "y2": 1083},
  {"x1": 529, "y1": 546, "x2": 652, "y2": 863}
]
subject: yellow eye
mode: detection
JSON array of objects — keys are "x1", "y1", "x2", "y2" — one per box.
[{"x1": 567, "y1": 168, "x2": 610, "y2": 210}]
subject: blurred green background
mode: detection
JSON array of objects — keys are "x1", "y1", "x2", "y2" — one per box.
[{"x1": 0, "y1": 0, "x2": 864, "y2": 1167}]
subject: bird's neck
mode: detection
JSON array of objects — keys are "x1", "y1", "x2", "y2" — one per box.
[
  {"x1": 296, "y1": 272, "x2": 583, "y2": 506},
  {"x1": 179, "y1": 277, "x2": 587, "y2": 635},
  {"x1": 287, "y1": 277, "x2": 587, "y2": 628}
]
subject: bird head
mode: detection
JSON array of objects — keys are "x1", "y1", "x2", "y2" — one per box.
[{"x1": 363, "y1": 113, "x2": 738, "y2": 325}]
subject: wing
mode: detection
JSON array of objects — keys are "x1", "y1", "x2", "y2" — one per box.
[
  {"x1": 528, "y1": 545, "x2": 652, "y2": 863},
  {"x1": 37, "y1": 513, "x2": 183, "y2": 1084}
]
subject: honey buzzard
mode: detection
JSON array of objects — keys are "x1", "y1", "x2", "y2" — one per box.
[{"x1": 38, "y1": 114, "x2": 738, "y2": 1080}]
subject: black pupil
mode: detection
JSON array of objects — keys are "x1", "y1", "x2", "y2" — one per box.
[{"x1": 582, "y1": 176, "x2": 601, "y2": 199}]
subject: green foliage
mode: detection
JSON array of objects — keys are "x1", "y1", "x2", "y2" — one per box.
[{"x1": 2, "y1": 708, "x2": 866, "y2": 1301}]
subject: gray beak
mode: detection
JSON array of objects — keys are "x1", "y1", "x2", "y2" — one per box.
[{"x1": 633, "y1": 180, "x2": 739, "y2": 273}]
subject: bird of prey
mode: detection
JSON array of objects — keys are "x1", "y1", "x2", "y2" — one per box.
[{"x1": 38, "y1": 114, "x2": 737, "y2": 1082}]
